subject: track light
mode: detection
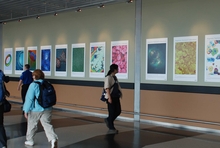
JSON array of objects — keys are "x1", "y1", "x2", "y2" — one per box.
[
  {"x1": 98, "y1": 4, "x2": 105, "y2": 8},
  {"x1": 75, "y1": 8, "x2": 82, "y2": 12},
  {"x1": 18, "y1": 19, "x2": 22, "y2": 22},
  {"x1": 36, "y1": 15, "x2": 40, "y2": 19},
  {"x1": 54, "y1": 12, "x2": 58, "y2": 16},
  {"x1": 127, "y1": 0, "x2": 133, "y2": 3},
  {"x1": 2, "y1": 22, "x2": 6, "y2": 25}
]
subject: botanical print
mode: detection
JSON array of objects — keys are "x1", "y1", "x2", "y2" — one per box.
[
  {"x1": 90, "y1": 42, "x2": 105, "y2": 78},
  {"x1": 173, "y1": 36, "x2": 198, "y2": 82},
  {"x1": 111, "y1": 40, "x2": 128, "y2": 79},
  {"x1": 205, "y1": 34, "x2": 220, "y2": 82}
]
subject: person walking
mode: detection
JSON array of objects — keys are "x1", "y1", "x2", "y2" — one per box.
[
  {"x1": 0, "y1": 70, "x2": 8, "y2": 148},
  {"x1": 104, "y1": 64, "x2": 122, "y2": 133},
  {"x1": 17, "y1": 64, "x2": 33, "y2": 105},
  {"x1": 23, "y1": 69, "x2": 58, "y2": 148}
]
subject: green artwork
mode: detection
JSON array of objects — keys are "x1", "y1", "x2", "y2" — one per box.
[{"x1": 72, "y1": 47, "x2": 84, "y2": 72}]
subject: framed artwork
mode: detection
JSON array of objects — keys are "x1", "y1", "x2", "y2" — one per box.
[
  {"x1": 146, "y1": 38, "x2": 167, "y2": 80},
  {"x1": 55, "y1": 44, "x2": 67, "y2": 76},
  {"x1": 4, "y1": 48, "x2": 13, "y2": 74},
  {"x1": 27, "y1": 46, "x2": 37, "y2": 71},
  {"x1": 111, "y1": 40, "x2": 128, "y2": 79},
  {"x1": 40, "y1": 45, "x2": 52, "y2": 76},
  {"x1": 89, "y1": 42, "x2": 105, "y2": 78},
  {"x1": 15, "y1": 47, "x2": 24, "y2": 75},
  {"x1": 71, "y1": 43, "x2": 85, "y2": 77},
  {"x1": 205, "y1": 34, "x2": 220, "y2": 82},
  {"x1": 173, "y1": 36, "x2": 198, "y2": 82}
]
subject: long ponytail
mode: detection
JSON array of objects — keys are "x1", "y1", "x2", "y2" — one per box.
[{"x1": 105, "y1": 64, "x2": 118, "y2": 77}]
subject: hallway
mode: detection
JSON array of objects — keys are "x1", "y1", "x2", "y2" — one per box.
[{"x1": 4, "y1": 103, "x2": 220, "y2": 148}]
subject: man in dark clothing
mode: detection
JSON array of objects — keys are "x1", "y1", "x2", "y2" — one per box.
[
  {"x1": 0, "y1": 70, "x2": 8, "y2": 148},
  {"x1": 17, "y1": 64, "x2": 33, "y2": 105}
]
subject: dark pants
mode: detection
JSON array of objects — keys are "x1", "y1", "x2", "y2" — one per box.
[
  {"x1": 0, "y1": 104, "x2": 7, "y2": 147},
  {"x1": 21, "y1": 84, "x2": 30, "y2": 104},
  {"x1": 107, "y1": 97, "x2": 121, "y2": 130}
]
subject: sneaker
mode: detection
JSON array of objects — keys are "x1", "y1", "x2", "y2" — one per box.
[
  {"x1": 51, "y1": 139, "x2": 57, "y2": 148},
  {"x1": 25, "y1": 140, "x2": 34, "y2": 146},
  {"x1": 104, "y1": 118, "x2": 109, "y2": 128},
  {"x1": 108, "y1": 129, "x2": 118, "y2": 134},
  {"x1": 2, "y1": 146, "x2": 6, "y2": 148}
]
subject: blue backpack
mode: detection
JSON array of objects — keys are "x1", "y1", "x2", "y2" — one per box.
[{"x1": 34, "y1": 80, "x2": 56, "y2": 108}]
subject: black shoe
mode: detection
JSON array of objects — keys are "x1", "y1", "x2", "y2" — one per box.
[{"x1": 104, "y1": 118, "x2": 109, "y2": 128}]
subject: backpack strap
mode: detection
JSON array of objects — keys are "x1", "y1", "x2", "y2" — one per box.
[{"x1": 34, "y1": 81, "x2": 43, "y2": 107}]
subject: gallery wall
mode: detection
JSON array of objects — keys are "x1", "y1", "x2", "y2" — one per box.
[
  {"x1": 2, "y1": 2, "x2": 135, "y2": 82},
  {"x1": 142, "y1": 0, "x2": 220, "y2": 87},
  {"x1": 2, "y1": 0, "x2": 220, "y2": 130}
]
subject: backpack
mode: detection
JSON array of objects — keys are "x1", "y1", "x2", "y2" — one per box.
[{"x1": 34, "y1": 80, "x2": 56, "y2": 108}]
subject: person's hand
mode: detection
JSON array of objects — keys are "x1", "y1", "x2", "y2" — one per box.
[
  {"x1": 17, "y1": 86, "x2": 20, "y2": 91},
  {"x1": 24, "y1": 113, "x2": 28, "y2": 119},
  {"x1": 108, "y1": 98, "x2": 112, "y2": 104}
]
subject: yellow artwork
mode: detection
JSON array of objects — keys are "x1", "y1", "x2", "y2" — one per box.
[{"x1": 175, "y1": 42, "x2": 196, "y2": 74}]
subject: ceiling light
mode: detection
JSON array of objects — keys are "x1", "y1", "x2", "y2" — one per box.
[
  {"x1": 54, "y1": 12, "x2": 58, "y2": 16},
  {"x1": 18, "y1": 19, "x2": 22, "y2": 22},
  {"x1": 36, "y1": 15, "x2": 40, "y2": 19},
  {"x1": 98, "y1": 4, "x2": 105, "y2": 8},
  {"x1": 75, "y1": 8, "x2": 82, "y2": 12},
  {"x1": 127, "y1": 0, "x2": 133, "y2": 3},
  {"x1": 2, "y1": 22, "x2": 6, "y2": 25}
]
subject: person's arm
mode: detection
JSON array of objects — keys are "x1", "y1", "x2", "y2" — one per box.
[
  {"x1": 17, "y1": 80, "x2": 23, "y2": 91},
  {"x1": 106, "y1": 88, "x2": 112, "y2": 104}
]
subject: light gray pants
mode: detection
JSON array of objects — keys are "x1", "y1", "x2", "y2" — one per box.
[{"x1": 26, "y1": 110, "x2": 58, "y2": 142}]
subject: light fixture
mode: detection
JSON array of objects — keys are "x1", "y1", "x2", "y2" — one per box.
[
  {"x1": 98, "y1": 4, "x2": 105, "y2": 8},
  {"x1": 54, "y1": 12, "x2": 58, "y2": 16},
  {"x1": 127, "y1": 0, "x2": 133, "y2": 3},
  {"x1": 18, "y1": 19, "x2": 22, "y2": 22},
  {"x1": 75, "y1": 8, "x2": 82, "y2": 12},
  {"x1": 36, "y1": 15, "x2": 40, "y2": 19},
  {"x1": 2, "y1": 22, "x2": 6, "y2": 25}
]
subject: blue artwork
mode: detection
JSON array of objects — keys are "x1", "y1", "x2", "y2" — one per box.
[
  {"x1": 56, "y1": 48, "x2": 66, "y2": 71},
  {"x1": 41, "y1": 49, "x2": 51, "y2": 71},
  {"x1": 16, "y1": 50, "x2": 23, "y2": 70}
]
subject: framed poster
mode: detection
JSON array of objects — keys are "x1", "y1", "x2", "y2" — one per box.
[
  {"x1": 4, "y1": 48, "x2": 13, "y2": 74},
  {"x1": 27, "y1": 46, "x2": 37, "y2": 71},
  {"x1": 15, "y1": 47, "x2": 24, "y2": 75},
  {"x1": 89, "y1": 42, "x2": 105, "y2": 78},
  {"x1": 40, "y1": 45, "x2": 52, "y2": 76},
  {"x1": 146, "y1": 38, "x2": 167, "y2": 80},
  {"x1": 71, "y1": 43, "x2": 85, "y2": 77},
  {"x1": 173, "y1": 36, "x2": 198, "y2": 82},
  {"x1": 205, "y1": 34, "x2": 220, "y2": 82},
  {"x1": 111, "y1": 40, "x2": 128, "y2": 79},
  {"x1": 55, "y1": 44, "x2": 67, "y2": 76}
]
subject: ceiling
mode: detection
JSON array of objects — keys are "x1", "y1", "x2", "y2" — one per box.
[{"x1": 0, "y1": 0, "x2": 129, "y2": 23}]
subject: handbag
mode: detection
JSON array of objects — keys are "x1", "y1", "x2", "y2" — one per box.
[{"x1": 100, "y1": 81, "x2": 116, "y2": 102}]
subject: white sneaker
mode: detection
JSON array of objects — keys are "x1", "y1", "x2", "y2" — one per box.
[
  {"x1": 51, "y1": 139, "x2": 57, "y2": 148},
  {"x1": 25, "y1": 140, "x2": 34, "y2": 146},
  {"x1": 2, "y1": 146, "x2": 6, "y2": 148}
]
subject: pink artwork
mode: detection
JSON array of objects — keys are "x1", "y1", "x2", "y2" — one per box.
[{"x1": 112, "y1": 45, "x2": 127, "y2": 73}]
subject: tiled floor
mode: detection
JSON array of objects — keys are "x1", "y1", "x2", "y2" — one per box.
[{"x1": 4, "y1": 103, "x2": 220, "y2": 148}]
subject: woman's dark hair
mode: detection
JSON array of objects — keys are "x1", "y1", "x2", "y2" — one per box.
[{"x1": 106, "y1": 64, "x2": 118, "y2": 76}]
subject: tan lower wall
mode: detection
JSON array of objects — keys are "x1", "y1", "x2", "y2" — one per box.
[{"x1": 5, "y1": 81, "x2": 220, "y2": 130}]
